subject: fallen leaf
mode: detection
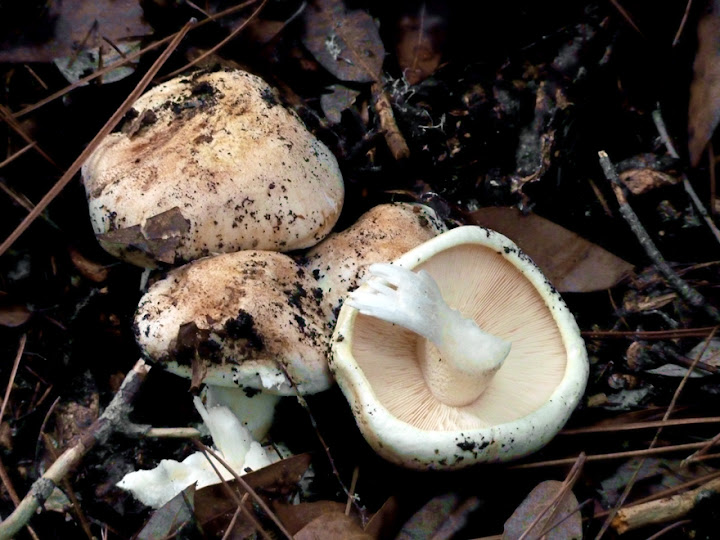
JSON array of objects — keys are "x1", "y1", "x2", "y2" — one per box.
[
  {"x1": 0, "y1": 304, "x2": 31, "y2": 327},
  {"x1": 467, "y1": 207, "x2": 634, "y2": 292},
  {"x1": 503, "y1": 480, "x2": 582, "y2": 540},
  {"x1": 273, "y1": 501, "x2": 348, "y2": 535},
  {"x1": 302, "y1": 0, "x2": 384, "y2": 83},
  {"x1": 136, "y1": 485, "x2": 198, "y2": 540},
  {"x1": 68, "y1": 247, "x2": 109, "y2": 283},
  {"x1": 0, "y1": 0, "x2": 152, "y2": 63},
  {"x1": 194, "y1": 453, "x2": 312, "y2": 533},
  {"x1": 295, "y1": 512, "x2": 370, "y2": 540},
  {"x1": 321, "y1": 84, "x2": 361, "y2": 124},
  {"x1": 364, "y1": 496, "x2": 400, "y2": 538},
  {"x1": 396, "y1": 492, "x2": 466, "y2": 540},
  {"x1": 54, "y1": 40, "x2": 141, "y2": 85},
  {"x1": 689, "y1": 0, "x2": 720, "y2": 165},
  {"x1": 395, "y1": 5, "x2": 446, "y2": 85},
  {"x1": 97, "y1": 207, "x2": 191, "y2": 265}
]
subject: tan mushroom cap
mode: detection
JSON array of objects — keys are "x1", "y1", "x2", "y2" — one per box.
[
  {"x1": 331, "y1": 226, "x2": 588, "y2": 469},
  {"x1": 82, "y1": 69, "x2": 344, "y2": 267},
  {"x1": 135, "y1": 250, "x2": 331, "y2": 395},
  {"x1": 305, "y1": 203, "x2": 447, "y2": 321}
]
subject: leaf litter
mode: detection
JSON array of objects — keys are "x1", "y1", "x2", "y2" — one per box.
[{"x1": 1, "y1": 0, "x2": 720, "y2": 538}]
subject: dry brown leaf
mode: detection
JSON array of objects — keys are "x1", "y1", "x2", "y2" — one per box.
[
  {"x1": 302, "y1": 0, "x2": 384, "y2": 83},
  {"x1": 193, "y1": 453, "x2": 312, "y2": 533},
  {"x1": 321, "y1": 85, "x2": 361, "y2": 124},
  {"x1": 68, "y1": 247, "x2": 109, "y2": 283},
  {"x1": 0, "y1": 304, "x2": 31, "y2": 327},
  {"x1": 467, "y1": 207, "x2": 634, "y2": 292},
  {"x1": 689, "y1": 0, "x2": 720, "y2": 165},
  {"x1": 395, "y1": 6, "x2": 446, "y2": 85},
  {"x1": 272, "y1": 500, "x2": 347, "y2": 535},
  {"x1": 503, "y1": 480, "x2": 582, "y2": 539},
  {"x1": 295, "y1": 512, "x2": 371, "y2": 540},
  {"x1": 0, "y1": 0, "x2": 152, "y2": 63},
  {"x1": 364, "y1": 496, "x2": 400, "y2": 538}
]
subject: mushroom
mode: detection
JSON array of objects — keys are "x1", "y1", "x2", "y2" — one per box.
[
  {"x1": 134, "y1": 203, "x2": 447, "y2": 437},
  {"x1": 134, "y1": 249, "x2": 330, "y2": 437},
  {"x1": 118, "y1": 397, "x2": 271, "y2": 508},
  {"x1": 331, "y1": 226, "x2": 588, "y2": 469},
  {"x1": 82, "y1": 69, "x2": 344, "y2": 267},
  {"x1": 304, "y1": 202, "x2": 447, "y2": 323}
]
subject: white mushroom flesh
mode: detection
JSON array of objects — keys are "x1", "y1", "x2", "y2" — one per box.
[{"x1": 346, "y1": 263, "x2": 511, "y2": 407}]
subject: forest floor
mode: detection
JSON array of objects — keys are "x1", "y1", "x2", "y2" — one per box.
[{"x1": 1, "y1": 1, "x2": 720, "y2": 538}]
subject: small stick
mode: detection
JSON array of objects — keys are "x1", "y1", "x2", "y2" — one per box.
[
  {"x1": 561, "y1": 415, "x2": 720, "y2": 435},
  {"x1": 0, "y1": 142, "x2": 36, "y2": 169},
  {"x1": 518, "y1": 453, "x2": 585, "y2": 540},
  {"x1": 196, "y1": 442, "x2": 293, "y2": 540},
  {"x1": 0, "y1": 335, "x2": 26, "y2": 424},
  {"x1": 598, "y1": 150, "x2": 720, "y2": 323},
  {"x1": 195, "y1": 443, "x2": 273, "y2": 540},
  {"x1": 371, "y1": 82, "x2": 410, "y2": 160},
  {"x1": 42, "y1": 433, "x2": 94, "y2": 540},
  {"x1": 0, "y1": 457, "x2": 40, "y2": 540},
  {"x1": 511, "y1": 440, "x2": 718, "y2": 469},
  {"x1": 158, "y1": 0, "x2": 268, "y2": 82},
  {"x1": 595, "y1": 470, "x2": 720, "y2": 518},
  {"x1": 582, "y1": 327, "x2": 716, "y2": 339},
  {"x1": 345, "y1": 465, "x2": 359, "y2": 516},
  {"x1": 612, "y1": 476, "x2": 720, "y2": 534},
  {"x1": 0, "y1": 359, "x2": 150, "y2": 540},
  {"x1": 652, "y1": 109, "x2": 720, "y2": 246}
]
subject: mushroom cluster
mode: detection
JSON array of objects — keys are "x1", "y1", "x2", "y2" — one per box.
[
  {"x1": 82, "y1": 69, "x2": 344, "y2": 267},
  {"x1": 331, "y1": 226, "x2": 588, "y2": 469},
  {"x1": 133, "y1": 203, "x2": 447, "y2": 437}
]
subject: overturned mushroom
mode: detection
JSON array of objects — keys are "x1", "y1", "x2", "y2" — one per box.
[
  {"x1": 82, "y1": 69, "x2": 344, "y2": 266},
  {"x1": 331, "y1": 226, "x2": 588, "y2": 469}
]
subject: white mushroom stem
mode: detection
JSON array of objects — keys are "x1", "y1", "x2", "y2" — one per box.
[{"x1": 346, "y1": 263, "x2": 511, "y2": 407}]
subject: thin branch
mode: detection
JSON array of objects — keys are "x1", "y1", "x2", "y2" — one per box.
[
  {"x1": 672, "y1": 0, "x2": 694, "y2": 46},
  {"x1": 0, "y1": 359, "x2": 150, "y2": 540},
  {"x1": 518, "y1": 453, "x2": 585, "y2": 540},
  {"x1": 598, "y1": 150, "x2": 720, "y2": 323},
  {"x1": 561, "y1": 415, "x2": 720, "y2": 435},
  {"x1": 583, "y1": 327, "x2": 716, "y2": 339},
  {"x1": 0, "y1": 335, "x2": 26, "y2": 424},
  {"x1": 0, "y1": 142, "x2": 36, "y2": 169},
  {"x1": 0, "y1": 20, "x2": 195, "y2": 257},
  {"x1": 0, "y1": 106, "x2": 58, "y2": 168},
  {"x1": 511, "y1": 440, "x2": 719, "y2": 469},
  {"x1": 652, "y1": 109, "x2": 720, "y2": 246},
  {"x1": 157, "y1": 0, "x2": 268, "y2": 82},
  {"x1": 196, "y1": 442, "x2": 293, "y2": 540}
]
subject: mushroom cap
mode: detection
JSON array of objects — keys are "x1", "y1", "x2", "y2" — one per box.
[
  {"x1": 135, "y1": 250, "x2": 331, "y2": 395},
  {"x1": 82, "y1": 69, "x2": 344, "y2": 267},
  {"x1": 331, "y1": 226, "x2": 588, "y2": 469},
  {"x1": 305, "y1": 203, "x2": 447, "y2": 321}
]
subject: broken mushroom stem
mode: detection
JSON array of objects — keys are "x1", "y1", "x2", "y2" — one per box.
[{"x1": 346, "y1": 263, "x2": 511, "y2": 407}]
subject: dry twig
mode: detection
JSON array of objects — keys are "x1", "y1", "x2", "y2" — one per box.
[
  {"x1": 0, "y1": 360, "x2": 150, "y2": 540},
  {"x1": 598, "y1": 150, "x2": 720, "y2": 323}
]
